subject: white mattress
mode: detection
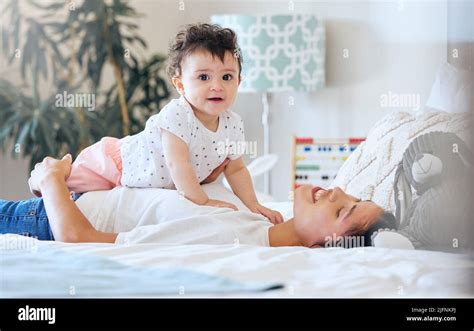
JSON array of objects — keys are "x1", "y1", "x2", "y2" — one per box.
[
  {"x1": 3, "y1": 196, "x2": 473, "y2": 298},
  {"x1": 4, "y1": 221, "x2": 472, "y2": 298},
  {"x1": 14, "y1": 239, "x2": 474, "y2": 298}
]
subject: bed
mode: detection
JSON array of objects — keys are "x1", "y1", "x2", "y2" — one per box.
[
  {"x1": 1, "y1": 110, "x2": 473, "y2": 298},
  {"x1": 1, "y1": 211, "x2": 472, "y2": 298},
  {"x1": 2, "y1": 187, "x2": 473, "y2": 298}
]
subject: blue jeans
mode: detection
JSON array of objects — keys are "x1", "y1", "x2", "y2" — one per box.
[
  {"x1": 0, "y1": 193, "x2": 82, "y2": 241},
  {"x1": 0, "y1": 197, "x2": 54, "y2": 240}
]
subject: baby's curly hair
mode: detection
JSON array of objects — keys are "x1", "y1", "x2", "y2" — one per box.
[{"x1": 166, "y1": 23, "x2": 242, "y2": 79}]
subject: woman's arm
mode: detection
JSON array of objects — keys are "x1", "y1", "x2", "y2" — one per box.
[{"x1": 29, "y1": 155, "x2": 118, "y2": 243}]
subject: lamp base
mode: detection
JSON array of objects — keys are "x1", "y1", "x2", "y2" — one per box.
[{"x1": 262, "y1": 92, "x2": 270, "y2": 195}]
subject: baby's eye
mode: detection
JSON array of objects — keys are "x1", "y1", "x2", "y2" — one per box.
[
  {"x1": 223, "y1": 74, "x2": 233, "y2": 81},
  {"x1": 198, "y1": 74, "x2": 210, "y2": 81}
]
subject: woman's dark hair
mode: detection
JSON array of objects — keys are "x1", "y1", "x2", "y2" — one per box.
[
  {"x1": 363, "y1": 211, "x2": 399, "y2": 246},
  {"x1": 337, "y1": 210, "x2": 398, "y2": 248},
  {"x1": 166, "y1": 23, "x2": 242, "y2": 79}
]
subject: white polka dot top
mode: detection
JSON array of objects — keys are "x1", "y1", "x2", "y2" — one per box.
[{"x1": 120, "y1": 96, "x2": 245, "y2": 189}]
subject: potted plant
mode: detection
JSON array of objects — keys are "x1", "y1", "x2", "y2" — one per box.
[{"x1": 0, "y1": 0, "x2": 170, "y2": 170}]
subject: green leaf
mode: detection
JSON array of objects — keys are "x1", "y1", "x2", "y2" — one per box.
[
  {"x1": 1, "y1": 0, "x2": 172, "y2": 169},
  {"x1": 36, "y1": 47, "x2": 48, "y2": 81},
  {"x1": 26, "y1": 0, "x2": 65, "y2": 11},
  {"x1": 30, "y1": 114, "x2": 39, "y2": 140},
  {"x1": 20, "y1": 26, "x2": 36, "y2": 80},
  {"x1": 15, "y1": 120, "x2": 31, "y2": 148}
]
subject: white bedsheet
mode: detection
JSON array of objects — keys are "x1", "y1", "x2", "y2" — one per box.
[
  {"x1": 4, "y1": 185, "x2": 473, "y2": 298},
  {"x1": 4, "y1": 234, "x2": 472, "y2": 298}
]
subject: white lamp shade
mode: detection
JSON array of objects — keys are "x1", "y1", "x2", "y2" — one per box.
[{"x1": 211, "y1": 14, "x2": 325, "y2": 92}]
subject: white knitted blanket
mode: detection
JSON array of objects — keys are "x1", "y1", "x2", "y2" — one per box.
[{"x1": 331, "y1": 111, "x2": 471, "y2": 213}]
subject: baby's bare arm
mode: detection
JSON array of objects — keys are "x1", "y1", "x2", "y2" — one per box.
[
  {"x1": 161, "y1": 131, "x2": 237, "y2": 210},
  {"x1": 161, "y1": 129, "x2": 209, "y2": 204},
  {"x1": 224, "y1": 157, "x2": 284, "y2": 223},
  {"x1": 224, "y1": 157, "x2": 259, "y2": 211}
]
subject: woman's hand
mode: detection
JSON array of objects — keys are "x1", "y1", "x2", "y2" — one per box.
[
  {"x1": 26, "y1": 154, "x2": 118, "y2": 243},
  {"x1": 28, "y1": 154, "x2": 73, "y2": 197},
  {"x1": 200, "y1": 158, "x2": 230, "y2": 184}
]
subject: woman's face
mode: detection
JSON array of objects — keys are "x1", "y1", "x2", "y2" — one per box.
[{"x1": 293, "y1": 185, "x2": 383, "y2": 247}]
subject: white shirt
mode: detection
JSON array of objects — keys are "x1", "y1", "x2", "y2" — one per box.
[
  {"x1": 75, "y1": 184, "x2": 271, "y2": 247},
  {"x1": 120, "y1": 96, "x2": 245, "y2": 188}
]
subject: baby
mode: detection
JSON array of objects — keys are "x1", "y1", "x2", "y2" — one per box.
[{"x1": 39, "y1": 23, "x2": 283, "y2": 224}]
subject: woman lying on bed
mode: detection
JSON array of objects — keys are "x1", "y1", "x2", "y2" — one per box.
[{"x1": 0, "y1": 154, "x2": 385, "y2": 248}]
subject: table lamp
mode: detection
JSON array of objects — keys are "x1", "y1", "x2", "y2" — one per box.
[{"x1": 211, "y1": 14, "x2": 325, "y2": 194}]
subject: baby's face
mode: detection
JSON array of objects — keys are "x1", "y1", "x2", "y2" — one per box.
[{"x1": 174, "y1": 49, "x2": 240, "y2": 116}]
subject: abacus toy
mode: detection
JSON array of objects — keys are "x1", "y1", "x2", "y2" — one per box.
[{"x1": 291, "y1": 136, "x2": 365, "y2": 190}]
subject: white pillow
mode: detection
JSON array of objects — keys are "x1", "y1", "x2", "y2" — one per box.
[
  {"x1": 425, "y1": 62, "x2": 472, "y2": 113},
  {"x1": 330, "y1": 111, "x2": 470, "y2": 213},
  {"x1": 372, "y1": 231, "x2": 415, "y2": 250}
]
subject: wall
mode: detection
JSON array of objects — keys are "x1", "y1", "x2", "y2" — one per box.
[
  {"x1": 447, "y1": 0, "x2": 473, "y2": 70},
  {"x1": 0, "y1": 0, "x2": 449, "y2": 200}
]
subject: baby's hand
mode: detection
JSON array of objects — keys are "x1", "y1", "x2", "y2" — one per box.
[
  {"x1": 253, "y1": 204, "x2": 284, "y2": 225},
  {"x1": 204, "y1": 199, "x2": 238, "y2": 211}
]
